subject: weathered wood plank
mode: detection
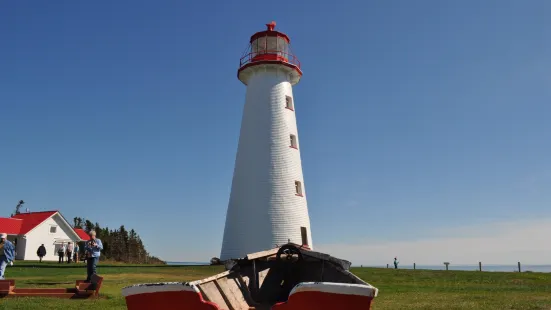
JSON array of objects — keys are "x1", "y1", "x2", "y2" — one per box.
[
  {"x1": 214, "y1": 279, "x2": 235, "y2": 310},
  {"x1": 245, "y1": 248, "x2": 279, "y2": 260},
  {"x1": 189, "y1": 271, "x2": 231, "y2": 286},
  {"x1": 198, "y1": 281, "x2": 229, "y2": 309},
  {"x1": 240, "y1": 275, "x2": 250, "y2": 287},
  {"x1": 216, "y1": 277, "x2": 249, "y2": 310},
  {"x1": 236, "y1": 274, "x2": 260, "y2": 308},
  {"x1": 258, "y1": 269, "x2": 269, "y2": 287}
]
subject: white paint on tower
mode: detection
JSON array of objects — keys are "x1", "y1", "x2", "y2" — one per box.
[{"x1": 220, "y1": 22, "x2": 313, "y2": 260}]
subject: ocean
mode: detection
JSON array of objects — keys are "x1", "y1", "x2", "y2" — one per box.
[
  {"x1": 167, "y1": 262, "x2": 551, "y2": 273},
  {"x1": 356, "y1": 264, "x2": 551, "y2": 273},
  {"x1": 166, "y1": 262, "x2": 210, "y2": 266}
]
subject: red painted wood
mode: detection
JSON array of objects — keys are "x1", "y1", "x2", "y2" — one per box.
[
  {"x1": 13, "y1": 288, "x2": 73, "y2": 294},
  {"x1": 0, "y1": 280, "x2": 14, "y2": 288},
  {"x1": 8, "y1": 292, "x2": 86, "y2": 298},
  {"x1": 0, "y1": 281, "x2": 10, "y2": 294},
  {"x1": 271, "y1": 291, "x2": 374, "y2": 310},
  {"x1": 125, "y1": 291, "x2": 220, "y2": 310}
]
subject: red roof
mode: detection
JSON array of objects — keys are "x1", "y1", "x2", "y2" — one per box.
[
  {"x1": 0, "y1": 218, "x2": 23, "y2": 235},
  {"x1": 74, "y1": 228, "x2": 90, "y2": 241},
  {"x1": 0, "y1": 210, "x2": 87, "y2": 241},
  {"x1": 12, "y1": 211, "x2": 58, "y2": 234}
]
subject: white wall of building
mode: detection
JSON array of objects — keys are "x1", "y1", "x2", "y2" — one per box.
[
  {"x1": 23, "y1": 214, "x2": 80, "y2": 261},
  {"x1": 221, "y1": 66, "x2": 313, "y2": 260},
  {"x1": 15, "y1": 238, "x2": 26, "y2": 260}
]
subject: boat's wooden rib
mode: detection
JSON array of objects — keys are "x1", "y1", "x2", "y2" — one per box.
[
  {"x1": 189, "y1": 270, "x2": 231, "y2": 286},
  {"x1": 245, "y1": 248, "x2": 279, "y2": 260},
  {"x1": 199, "y1": 280, "x2": 230, "y2": 309}
]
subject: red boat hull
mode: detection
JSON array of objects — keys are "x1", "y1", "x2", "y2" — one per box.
[
  {"x1": 273, "y1": 282, "x2": 376, "y2": 309},
  {"x1": 122, "y1": 283, "x2": 220, "y2": 310},
  {"x1": 123, "y1": 282, "x2": 377, "y2": 310}
]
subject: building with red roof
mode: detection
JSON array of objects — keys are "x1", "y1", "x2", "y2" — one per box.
[{"x1": 0, "y1": 210, "x2": 90, "y2": 261}]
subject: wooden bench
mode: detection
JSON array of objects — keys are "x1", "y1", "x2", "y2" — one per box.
[
  {"x1": 271, "y1": 282, "x2": 378, "y2": 310},
  {"x1": 0, "y1": 275, "x2": 104, "y2": 299},
  {"x1": 75, "y1": 274, "x2": 104, "y2": 297}
]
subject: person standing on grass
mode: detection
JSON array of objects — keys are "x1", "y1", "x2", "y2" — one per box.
[
  {"x1": 0, "y1": 233, "x2": 15, "y2": 280},
  {"x1": 74, "y1": 243, "x2": 79, "y2": 263},
  {"x1": 85, "y1": 230, "x2": 103, "y2": 282},
  {"x1": 394, "y1": 257, "x2": 399, "y2": 269},
  {"x1": 66, "y1": 242, "x2": 74, "y2": 264},
  {"x1": 58, "y1": 243, "x2": 65, "y2": 263},
  {"x1": 37, "y1": 244, "x2": 47, "y2": 262}
]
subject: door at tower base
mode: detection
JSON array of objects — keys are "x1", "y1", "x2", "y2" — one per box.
[{"x1": 121, "y1": 243, "x2": 378, "y2": 310}]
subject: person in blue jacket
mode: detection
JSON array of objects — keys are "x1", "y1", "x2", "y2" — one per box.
[
  {"x1": 0, "y1": 233, "x2": 16, "y2": 279},
  {"x1": 84, "y1": 230, "x2": 103, "y2": 282}
]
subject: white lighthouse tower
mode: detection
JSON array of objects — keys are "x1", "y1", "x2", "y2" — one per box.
[{"x1": 220, "y1": 22, "x2": 313, "y2": 260}]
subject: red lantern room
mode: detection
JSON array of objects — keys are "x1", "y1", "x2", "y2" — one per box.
[{"x1": 238, "y1": 21, "x2": 302, "y2": 85}]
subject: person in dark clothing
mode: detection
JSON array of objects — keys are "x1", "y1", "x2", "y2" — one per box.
[
  {"x1": 66, "y1": 242, "x2": 73, "y2": 264},
  {"x1": 394, "y1": 257, "x2": 399, "y2": 269},
  {"x1": 58, "y1": 243, "x2": 65, "y2": 263},
  {"x1": 36, "y1": 244, "x2": 47, "y2": 262}
]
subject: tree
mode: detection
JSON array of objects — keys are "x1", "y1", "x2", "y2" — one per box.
[
  {"x1": 15, "y1": 200, "x2": 24, "y2": 215},
  {"x1": 72, "y1": 217, "x2": 163, "y2": 264},
  {"x1": 84, "y1": 220, "x2": 94, "y2": 233},
  {"x1": 73, "y1": 217, "x2": 84, "y2": 228}
]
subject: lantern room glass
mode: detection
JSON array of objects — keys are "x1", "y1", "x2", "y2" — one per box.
[{"x1": 251, "y1": 35, "x2": 289, "y2": 59}]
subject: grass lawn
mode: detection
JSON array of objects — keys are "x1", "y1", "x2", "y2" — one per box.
[{"x1": 1, "y1": 261, "x2": 550, "y2": 309}]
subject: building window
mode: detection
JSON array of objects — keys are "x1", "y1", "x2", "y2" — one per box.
[
  {"x1": 295, "y1": 181, "x2": 303, "y2": 196},
  {"x1": 285, "y1": 96, "x2": 294, "y2": 110},
  {"x1": 50, "y1": 225, "x2": 57, "y2": 234},
  {"x1": 290, "y1": 134, "x2": 297, "y2": 149},
  {"x1": 301, "y1": 227, "x2": 309, "y2": 246}
]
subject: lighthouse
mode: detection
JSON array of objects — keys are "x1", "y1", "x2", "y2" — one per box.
[{"x1": 220, "y1": 22, "x2": 313, "y2": 260}]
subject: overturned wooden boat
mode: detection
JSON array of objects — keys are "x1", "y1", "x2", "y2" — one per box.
[{"x1": 122, "y1": 243, "x2": 378, "y2": 309}]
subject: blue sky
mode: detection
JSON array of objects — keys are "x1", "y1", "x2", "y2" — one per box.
[{"x1": 1, "y1": 1, "x2": 550, "y2": 264}]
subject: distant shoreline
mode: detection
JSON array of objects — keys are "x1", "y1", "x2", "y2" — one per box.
[
  {"x1": 166, "y1": 262, "x2": 551, "y2": 273},
  {"x1": 166, "y1": 261, "x2": 210, "y2": 266},
  {"x1": 353, "y1": 264, "x2": 551, "y2": 273}
]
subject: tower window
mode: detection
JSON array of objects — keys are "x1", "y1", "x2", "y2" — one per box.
[
  {"x1": 295, "y1": 181, "x2": 303, "y2": 196},
  {"x1": 301, "y1": 227, "x2": 309, "y2": 246},
  {"x1": 285, "y1": 96, "x2": 294, "y2": 110},
  {"x1": 290, "y1": 134, "x2": 297, "y2": 149}
]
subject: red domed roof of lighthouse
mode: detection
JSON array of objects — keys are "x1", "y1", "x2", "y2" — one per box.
[{"x1": 249, "y1": 21, "x2": 290, "y2": 44}]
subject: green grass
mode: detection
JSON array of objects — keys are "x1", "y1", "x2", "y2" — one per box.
[
  {"x1": 353, "y1": 268, "x2": 551, "y2": 309},
  {"x1": 1, "y1": 262, "x2": 550, "y2": 309}
]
